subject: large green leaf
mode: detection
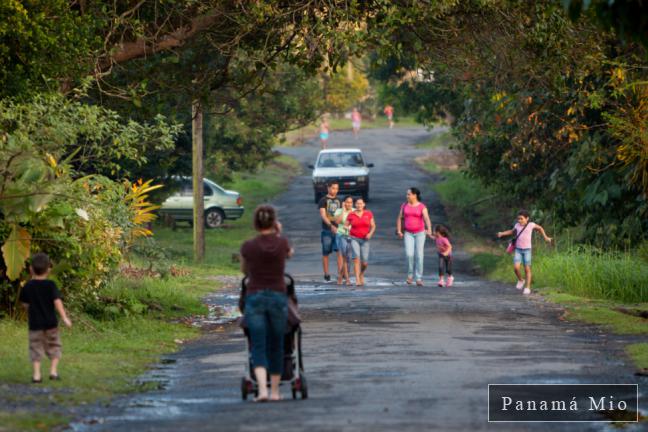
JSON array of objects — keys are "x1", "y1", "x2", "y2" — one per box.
[{"x1": 1, "y1": 225, "x2": 31, "y2": 281}]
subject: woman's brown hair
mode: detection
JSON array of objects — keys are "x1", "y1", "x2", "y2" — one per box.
[{"x1": 254, "y1": 205, "x2": 277, "y2": 231}]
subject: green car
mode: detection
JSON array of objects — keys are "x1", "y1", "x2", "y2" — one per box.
[{"x1": 159, "y1": 177, "x2": 244, "y2": 228}]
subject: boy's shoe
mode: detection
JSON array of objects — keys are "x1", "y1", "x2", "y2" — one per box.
[
  {"x1": 447, "y1": 276, "x2": 454, "y2": 287},
  {"x1": 437, "y1": 277, "x2": 445, "y2": 287},
  {"x1": 523, "y1": 287, "x2": 531, "y2": 295},
  {"x1": 324, "y1": 274, "x2": 331, "y2": 282},
  {"x1": 515, "y1": 280, "x2": 525, "y2": 290}
]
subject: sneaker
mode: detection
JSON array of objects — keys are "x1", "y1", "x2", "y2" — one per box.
[
  {"x1": 324, "y1": 274, "x2": 331, "y2": 282},
  {"x1": 523, "y1": 287, "x2": 531, "y2": 295},
  {"x1": 447, "y1": 276, "x2": 454, "y2": 287},
  {"x1": 515, "y1": 280, "x2": 525, "y2": 290},
  {"x1": 437, "y1": 277, "x2": 445, "y2": 287}
]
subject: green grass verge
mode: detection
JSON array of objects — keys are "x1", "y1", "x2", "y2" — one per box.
[
  {"x1": 0, "y1": 155, "x2": 300, "y2": 431},
  {"x1": 416, "y1": 129, "x2": 457, "y2": 149},
  {"x1": 627, "y1": 344, "x2": 648, "y2": 369}
]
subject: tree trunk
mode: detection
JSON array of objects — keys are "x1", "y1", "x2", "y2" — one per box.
[{"x1": 192, "y1": 100, "x2": 205, "y2": 263}]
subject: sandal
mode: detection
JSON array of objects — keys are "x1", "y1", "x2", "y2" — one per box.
[
  {"x1": 32, "y1": 378, "x2": 42, "y2": 384},
  {"x1": 253, "y1": 395, "x2": 269, "y2": 403},
  {"x1": 49, "y1": 374, "x2": 60, "y2": 381},
  {"x1": 406, "y1": 278, "x2": 414, "y2": 285}
]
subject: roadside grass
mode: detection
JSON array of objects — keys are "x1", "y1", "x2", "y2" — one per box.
[
  {"x1": 416, "y1": 129, "x2": 457, "y2": 149},
  {"x1": 0, "y1": 155, "x2": 300, "y2": 431},
  {"x1": 418, "y1": 137, "x2": 648, "y2": 368},
  {"x1": 627, "y1": 344, "x2": 648, "y2": 369}
]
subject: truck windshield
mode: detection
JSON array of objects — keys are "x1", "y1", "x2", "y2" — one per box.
[{"x1": 317, "y1": 152, "x2": 364, "y2": 168}]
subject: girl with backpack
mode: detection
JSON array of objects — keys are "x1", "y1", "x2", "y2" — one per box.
[{"x1": 497, "y1": 210, "x2": 552, "y2": 295}]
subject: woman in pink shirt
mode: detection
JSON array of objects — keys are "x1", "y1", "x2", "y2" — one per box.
[
  {"x1": 396, "y1": 188, "x2": 433, "y2": 286},
  {"x1": 497, "y1": 209, "x2": 552, "y2": 295}
]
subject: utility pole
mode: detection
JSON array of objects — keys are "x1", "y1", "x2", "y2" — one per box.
[{"x1": 192, "y1": 100, "x2": 205, "y2": 263}]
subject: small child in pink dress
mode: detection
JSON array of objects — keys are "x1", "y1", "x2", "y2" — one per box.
[{"x1": 434, "y1": 225, "x2": 453, "y2": 287}]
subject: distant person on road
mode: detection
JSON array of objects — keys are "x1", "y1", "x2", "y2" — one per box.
[
  {"x1": 433, "y1": 225, "x2": 453, "y2": 287},
  {"x1": 384, "y1": 104, "x2": 394, "y2": 129},
  {"x1": 20, "y1": 253, "x2": 72, "y2": 384},
  {"x1": 334, "y1": 195, "x2": 355, "y2": 285},
  {"x1": 319, "y1": 118, "x2": 329, "y2": 149},
  {"x1": 351, "y1": 107, "x2": 362, "y2": 138},
  {"x1": 396, "y1": 187, "x2": 433, "y2": 286},
  {"x1": 319, "y1": 181, "x2": 342, "y2": 282},
  {"x1": 240, "y1": 205, "x2": 293, "y2": 401},
  {"x1": 496, "y1": 210, "x2": 552, "y2": 295},
  {"x1": 345, "y1": 197, "x2": 376, "y2": 286}
]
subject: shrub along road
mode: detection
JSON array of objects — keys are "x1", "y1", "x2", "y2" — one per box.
[{"x1": 73, "y1": 128, "x2": 646, "y2": 431}]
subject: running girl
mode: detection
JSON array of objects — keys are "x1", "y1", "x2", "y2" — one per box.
[
  {"x1": 345, "y1": 198, "x2": 375, "y2": 286},
  {"x1": 496, "y1": 210, "x2": 552, "y2": 295},
  {"x1": 434, "y1": 225, "x2": 453, "y2": 287}
]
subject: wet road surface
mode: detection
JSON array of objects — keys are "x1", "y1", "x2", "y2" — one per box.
[{"x1": 72, "y1": 128, "x2": 646, "y2": 431}]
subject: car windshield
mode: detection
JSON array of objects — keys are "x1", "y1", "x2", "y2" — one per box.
[{"x1": 317, "y1": 152, "x2": 364, "y2": 168}]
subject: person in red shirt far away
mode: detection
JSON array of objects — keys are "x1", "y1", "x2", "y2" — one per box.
[
  {"x1": 433, "y1": 225, "x2": 453, "y2": 287},
  {"x1": 344, "y1": 197, "x2": 376, "y2": 286},
  {"x1": 384, "y1": 104, "x2": 394, "y2": 129}
]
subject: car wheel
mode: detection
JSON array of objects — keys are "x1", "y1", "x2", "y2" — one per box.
[{"x1": 205, "y1": 208, "x2": 225, "y2": 228}]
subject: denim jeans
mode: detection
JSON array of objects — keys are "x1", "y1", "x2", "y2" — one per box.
[
  {"x1": 404, "y1": 231, "x2": 426, "y2": 281},
  {"x1": 514, "y1": 248, "x2": 532, "y2": 266},
  {"x1": 245, "y1": 290, "x2": 288, "y2": 375},
  {"x1": 321, "y1": 230, "x2": 338, "y2": 256},
  {"x1": 350, "y1": 237, "x2": 370, "y2": 263}
]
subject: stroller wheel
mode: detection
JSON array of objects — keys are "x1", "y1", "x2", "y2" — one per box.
[
  {"x1": 241, "y1": 377, "x2": 248, "y2": 401},
  {"x1": 301, "y1": 375, "x2": 308, "y2": 399}
]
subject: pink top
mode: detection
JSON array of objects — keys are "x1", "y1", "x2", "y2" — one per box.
[
  {"x1": 435, "y1": 236, "x2": 451, "y2": 255},
  {"x1": 352, "y1": 111, "x2": 361, "y2": 122},
  {"x1": 401, "y1": 203, "x2": 427, "y2": 233},
  {"x1": 513, "y1": 222, "x2": 536, "y2": 249}
]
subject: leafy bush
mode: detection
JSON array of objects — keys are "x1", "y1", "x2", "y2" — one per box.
[{"x1": 0, "y1": 95, "x2": 177, "y2": 316}]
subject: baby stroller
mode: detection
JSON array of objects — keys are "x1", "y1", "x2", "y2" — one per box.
[{"x1": 239, "y1": 274, "x2": 308, "y2": 400}]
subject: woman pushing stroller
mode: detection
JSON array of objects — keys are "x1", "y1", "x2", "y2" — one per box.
[{"x1": 239, "y1": 205, "x2": 293, "y2": 401}]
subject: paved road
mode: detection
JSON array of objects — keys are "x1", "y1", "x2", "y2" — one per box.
[{"x1": 73, "y1": 128, "x2": 645, "y2": 431}]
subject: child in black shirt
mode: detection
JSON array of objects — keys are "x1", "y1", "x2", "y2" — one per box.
[{"x1": 19, "y1": 253, "x2": 72, "y2": 383}]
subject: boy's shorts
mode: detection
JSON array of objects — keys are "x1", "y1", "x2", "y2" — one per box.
[
  {"x1": 28, "y1": 328, "x2": 62, "y2": 362},
  {"x1": 321, "y1": 230, "x2": 338, "y2": 256},
  {"x1": 513, "y1": 248, "x2": 532, "y2": 266}
]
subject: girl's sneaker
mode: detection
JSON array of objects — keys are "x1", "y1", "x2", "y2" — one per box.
[
  {"x1": 515, "y1": 280, "x2": 525, "y2": 290},
  {"x1": 523, "y1": 287, "x2": 531, "y2": 295},
  {"x1": 446, "y1": 276, "x2": 454, "y2": 287},
  {"x1": 437, "y1": 277, "x2": 445, "y2": 287}
]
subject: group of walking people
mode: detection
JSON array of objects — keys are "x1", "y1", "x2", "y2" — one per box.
[
  {"x1": 318, "y1": 180, "x2": 454, "y2": 287},
  {"x1": 237, "y1": 184, "x2": 552, "y2": 401}
]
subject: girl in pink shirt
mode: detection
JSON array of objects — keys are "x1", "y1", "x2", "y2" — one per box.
[
  {"x1": 434, "y1": 225, "x2": 453, "y2": 287},
  {"x1": 497, "y1": 209, "x2": 552, "y2": 295}
]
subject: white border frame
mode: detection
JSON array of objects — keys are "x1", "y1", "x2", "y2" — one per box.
[{"x1": 487, "y1": 383, "x2": 639, "y2": 423}]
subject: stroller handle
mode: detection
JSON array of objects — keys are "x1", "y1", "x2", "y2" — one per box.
[{"x1": 241, "y1": 273, "x2": 294, "y2": 289}]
